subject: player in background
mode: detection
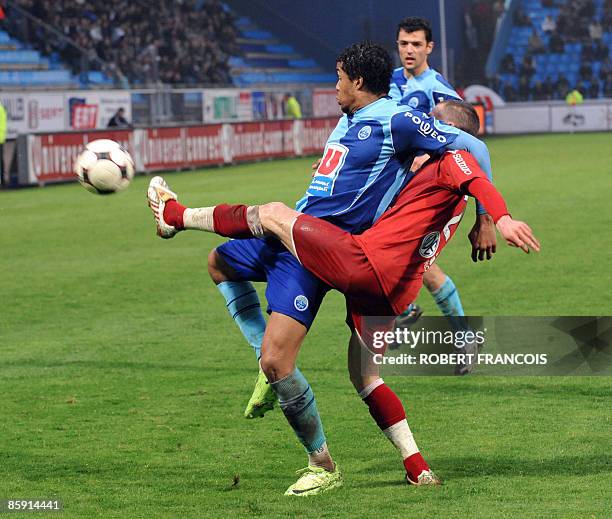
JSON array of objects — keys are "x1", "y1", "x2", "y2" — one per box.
[
  {"x1": 389, "y1": 17, "x2": 497, "y2": 357},
  {"x1": 148, "y1": 44, "x2": 496, "y2": 496},
  {"x1": 146, "y1": 100, "x2": 539, "y2": 488}
]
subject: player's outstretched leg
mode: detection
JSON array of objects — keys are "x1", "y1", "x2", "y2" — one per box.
[
  {"x1": 348, "y1": 333, "x2": 440, "y2": 486},
  {"x1": 261, "y1": 313, "x2": 342, "y2": 496}
]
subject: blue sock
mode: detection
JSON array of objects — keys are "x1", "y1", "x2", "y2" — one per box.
[
  {"x1": 431, "y1": 276, "x2": 468, "y2": 331},
  {"x1": 217, "y1": 281, "x2": 266, "y2": 359},
  {"x1": 271, "y1": 368, "x2": 326, "y2": 453}
]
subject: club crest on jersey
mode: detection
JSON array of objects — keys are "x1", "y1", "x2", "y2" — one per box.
[
  {"x1": 419, "y1": 231, "x2": 441, "y2": 258},
  {"x1": 294, "y1": 295, "x2": 309, "y2": 312},
  {"x1": 357, "y1": 125, "x2": 372, "y2": 140},
  {"x1": 408, "y1": 96, "x2": 419, "y2": 108}
]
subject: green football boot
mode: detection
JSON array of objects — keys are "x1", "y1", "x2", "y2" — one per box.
[
  {"x1": 244, "y1": 369, "x2": 277, "y2": 419},
  {"x1": 284, "y1": 465, "x2": 343, "y2": 496}
]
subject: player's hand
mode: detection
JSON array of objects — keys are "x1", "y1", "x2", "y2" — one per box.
[
  {"x1": 495, "y1": 215, "x2": 541, "y2": 253},
  {"x1": 311, "y1": 157, "x2": 322, "y2": 177},
  {"x1": 468, "y1": 213, "x2": 497, "y2": 262},
  {"x1": 410, "y1": 153, "x2": 430, "y2": 173}
]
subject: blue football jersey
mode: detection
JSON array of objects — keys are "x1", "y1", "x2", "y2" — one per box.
[
  {"x1": 389, "y1": 67, "x2": 461, "y2": 114},
  {"x1": 295, "y1": 97, "x2": 479, "y2": 234}
]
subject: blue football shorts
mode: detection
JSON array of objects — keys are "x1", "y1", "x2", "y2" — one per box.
[{"x1": 216, "y1": 237, "x2": 331, "y2": 329}]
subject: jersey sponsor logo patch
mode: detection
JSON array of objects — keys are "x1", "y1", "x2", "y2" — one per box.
[
  {"x1": 419, "y1": 231, "x2": 441, "y2": 258},
  {"x1": 316, "y1": 143, "x2": 348, "y2": 177},
  {"x1": 308, "y1": 143, "x2": 348, "y2": 197},
  {"x1": 357, "y1": 125, "x2": 372, "y2": 140},
  {"x1": 404, "y1": 111, "x2": 448, "y2": 143},
  {"x1": 294, "y1": 295, "x2": 309, "y2": 312},
  {"x1": 450, "y1": 150, "x2": 472, "y2": 175}
]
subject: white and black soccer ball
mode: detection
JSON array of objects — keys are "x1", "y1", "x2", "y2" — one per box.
[{"x1": 74, "y1": 139, "x2": 135, "y2": 195}]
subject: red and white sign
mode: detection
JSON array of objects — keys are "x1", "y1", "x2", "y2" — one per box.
[
  {"x1": 301, "y1": 117, "x2": 338, "y2": 155},
  {"x1": 184, "y1": 124, "x2": 225, "y2": 166},
  {"x1": 230, "y1": 121, "x2": 295, "y2": 162},
  {"x1": 138, "y1": 127, "x2": 185, "y2": 171},
  {"x1": 27, "y1": 129, "x2": 133, "y2": 184},
  {"x1": 72, "y1": 104, "x2": 98, "y2": 130},
  {"x1": 66, "y1": 90, "x2": 132, "y2": 129},
  {"x1": 20, "y1": 117, "x2": 342, "y2": 186}
]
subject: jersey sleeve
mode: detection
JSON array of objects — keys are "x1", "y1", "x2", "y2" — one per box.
[
  {"x1": 443, "y1": 131, "x2": 492, "y2": 215},
  {"x1": 390, "y1": 110, "x2": 459, "y2": 155},
  {"x1": 388, "y1": 82, "x2": 403, "y2": 102},
  {"x1": 438, "y1": 150, "x2": 490, "y2": 192}
]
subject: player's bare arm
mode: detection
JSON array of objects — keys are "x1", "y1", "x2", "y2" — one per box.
[{"x1": 468, "y1": 213, "x2": 497, "y2": 262}]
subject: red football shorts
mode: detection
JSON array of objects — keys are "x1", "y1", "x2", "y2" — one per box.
[{"x1": 291, "y1": 214, "x2": 396, "y2": 347}]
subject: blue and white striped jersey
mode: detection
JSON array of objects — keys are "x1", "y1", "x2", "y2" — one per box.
[
  {"x1": 389, "y1": 67, "x2": 461, "y2": 114},
  {"x1": 295, "y1": 97, "x2": 488, "y2": 234}
]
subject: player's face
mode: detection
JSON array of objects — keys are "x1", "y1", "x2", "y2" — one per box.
[
  {"x1": 397, "y1": 29, "x2": 433, "y2": 76},
  {"x1": 335, "y1": 63, "x2": 358, "y2": 114}
]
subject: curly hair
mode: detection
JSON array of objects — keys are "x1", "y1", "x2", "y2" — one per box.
[
  {"x1": 396, "y1": 17, "x2": 433, "y2": 42},
  {"x1": 336, "y1": 42, "x2": 393, "y2": 96}
]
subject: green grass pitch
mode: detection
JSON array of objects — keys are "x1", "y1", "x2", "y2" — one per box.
[{"x1": 1, "y1": 133, "x2": 610, "y2": 517}]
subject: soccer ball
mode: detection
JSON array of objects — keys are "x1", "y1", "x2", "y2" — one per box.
[{"x1": 74, "y1": 139, "x2": 135, "y2": 195}]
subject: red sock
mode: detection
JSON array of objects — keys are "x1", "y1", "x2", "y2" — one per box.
[
  {"x1": 363, "y1": 384, "x2": 430, "y2": 481},
  {"x1": 403, "y1": 453, "x2": 430, "y2": 482},
  {"x1": 363, "y1": 383, "x2": 406, "y2": 430},
  {"x1": 213, "y1": 204, "x2": 253, "y2": 238},
  {"x1": 163, "y1": 200, "x2": 187, "y2": 230}
]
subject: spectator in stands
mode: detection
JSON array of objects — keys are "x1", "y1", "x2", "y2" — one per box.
[
  {"x1": 589, "y1": 20, "x2": 603, "y2": 41},
  {"x1": 12, "y1": 0, "x2": 240, "y2": 86},
  {"x1": 543, "y1": 76, "x2": 554, "y2": 98},
  {"x1": 587, "y1": 77, "x2": 600, "y2": 98},
  {"x1": 532, "y1": 80, "x2": 548, "y2": 100},
  {"x1": 603, "y1": 6, "x2": 612, "y2": 31},
  {"x1": 579, "y1": 62, "x2": 592, "y2": 81},
  {"x1": 549, "y1": 32, "x2": 565, "y2": 53},
  {"x1": 555, "y1": 74, "x2": 571, "y2": 100},
  {"x1": 513, "y1": 8, "x2": 531, "y2": 27},
  {"x1": 594, "y1": 40, "x2": 609, "y2": 61},
  {"x1": 502, "y1": 81, "x2": 518, "y2": 102},
  {"x1": 518, "y1": 75, "x2": 530, "y2": 100},
  {"x1": 542, "y1": 0, "x2": 555, "y2": 7},
  {"x1": 500, "y1": 53, "x2": 516, "y2": 73},
  {"x1": 600, "y1": 56, "x2": 612, "y2": 80},
  {"x1": 283, "y1": 93, "x2": 302, "y2": 119},
  {"x1": 528, "y1": 30, "x2": 545, "y2": 54},
  {"x1": 603, "y1": 72, "x2": 612, "y2": 96},
  {"x1": 519, "y1": 55, "x2": 536, "y2": 78},
  {"x1": 107, "y1": 107, "x2": 130, "y2": 128},
  {"x1": 581, "y1": 43, "x2": 595, "y2": 61},
  {"x1": 541, "y1": 15, "x2": 556, "y2": 34}
]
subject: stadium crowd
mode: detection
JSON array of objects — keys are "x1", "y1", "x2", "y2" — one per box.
[
  {"x1": 11, "y1": 0, "x2": 240, "y2": 85},
  {"x1": 494, "y1": 0, "x2": 612, "y2": 101}
]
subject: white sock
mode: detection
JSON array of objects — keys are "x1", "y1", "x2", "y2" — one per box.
[
  {"x1": 183, "y1": 207, "x2": 215, "y2": 231},
  {"x1": 383, "y1": 419, "x2": 419, "y2": 459}
]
